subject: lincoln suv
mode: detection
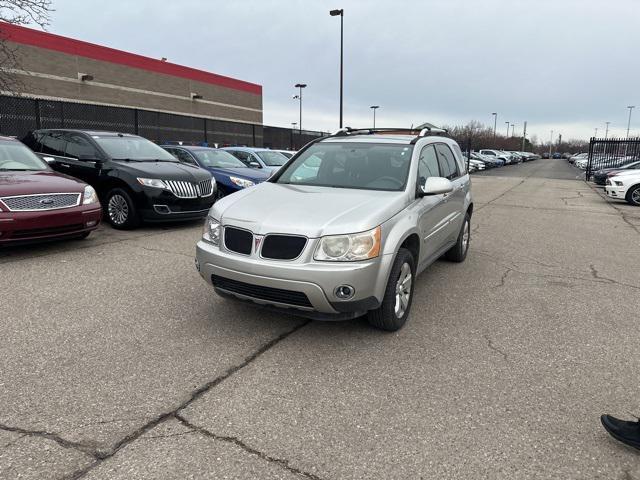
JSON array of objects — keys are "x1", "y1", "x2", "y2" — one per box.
[
  {"x1": 23, "y1": 130, "x2": 216, "y2": 229},
  {"x1": 195, "y1": 127, "x2": 473, "y2": 331}
]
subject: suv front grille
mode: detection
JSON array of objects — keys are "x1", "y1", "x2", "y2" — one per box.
[
  {"x1": 211, "y1": 275, "x2": 313, "y2": 308},
  {"x1": 165, "y1": 180, "x2": 212, "y2": 199},
  {"x1": 0, "y1": 193, "x2": 80, "y2": 211},
  {"x1": 224, "y1": 227, "x2": 253, "y2": 255},
  {"x1": 261, "y1": 235, "x2": 307, "y2": 260}
]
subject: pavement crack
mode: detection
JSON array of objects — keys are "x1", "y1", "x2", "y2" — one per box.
[
  {"x1": 483, "y1": 334, "x2": 508, "y2": 361},
  {"x1": 64, "y1": 320, "x2": 311, "y2": 479},
  {"x1": 476, "y1": 178, "x2": 526, "y2": 212},
  {"x1": 174, "y1": 414, "x2": 325, "y2": 480},
  {"x1": 589, "y1": 263, "x2": 640, "y2": 290},
  {"x1": 0, "y1": 423, "x2": 99, "y2": 459},
  {"x1": 495, "y1": 268, "x2": 511, "y2": 288}
]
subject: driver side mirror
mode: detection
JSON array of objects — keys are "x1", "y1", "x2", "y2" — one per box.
[
  {"x1": 249, "y1": 161, "x2": 261, "y2": 168},
  {"x1": 419, "y1": 177, "x2": 454, "y2": 197}
]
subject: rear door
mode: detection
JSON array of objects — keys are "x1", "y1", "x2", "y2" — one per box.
[{"x1": 434, "y1": 143, "x2": 466, "y2": 241}]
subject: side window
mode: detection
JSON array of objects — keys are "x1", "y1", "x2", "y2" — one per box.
[
  {"x1": 40, "y1": 132, "x2": 67, "y2": 156},
  {"x1": 417, "y1": 145, "x2": 440, "y2": 188},
  {"x1": 174, "y1": 149, "x2": 197, "y2": 165},
  {"x1": 451, "y1": 144, "x2": 467, "y2": 175},
  {"x1": 65, "y1": 134, "x2": 97, "y2": 159},
  {"x1": 435, "y1": 144, "x2": 459, "y2": 180},
  {"x1": 230, "y1": 150, "x2": 250, "y2": 166}
]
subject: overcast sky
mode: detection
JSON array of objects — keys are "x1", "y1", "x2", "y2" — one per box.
[{"x1": 47, "y1": 0, "x2": 640, "y2": 143}]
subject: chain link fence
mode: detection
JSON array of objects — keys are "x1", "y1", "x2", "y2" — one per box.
[{"x1": 0, "y1": 95, "x2": 328, "y2": 149}]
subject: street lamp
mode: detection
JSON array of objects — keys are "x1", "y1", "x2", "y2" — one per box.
[
  {"x1": 492, "y1": 112, "x2": 497, "y2": 140},
  {"x1": 329, "y1": 8, "x2": 344, "y2": 128},
  {"x1": 549, "y1": 130, "x2": 554, "y2": 159},
  {"x1": 626, "y1": 106, "x2": 635, "y2": 139},
  {"x1": 511, "y1": 123, "x2": 517, "y2": 137},
  {"x1": 605, "y1": 121, "x2": 610, "y2": 139},
  {"x1": 594, "y1": 127, "x2": 598, "y2": 138},
  {"x1": 505, "y1": 121, "x2": 510, "y2": 136},
  {"x1": 293, "y1": 83, "x2": 307, "y2": 134},
  {"x1": 370, "y1": 105, "x2": 379, "y2": 128}
]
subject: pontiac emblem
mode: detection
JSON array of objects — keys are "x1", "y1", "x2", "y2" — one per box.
[{"x1": 254, "y1": 235, "x2": 263, "y2": 251}]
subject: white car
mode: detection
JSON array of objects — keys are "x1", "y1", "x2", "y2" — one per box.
[
  {"x1": 574, "y1": 158, "x2": 589, "y2": 169},
  {"x1": 479, "y1": 149, "x2": 512, "y2": 164},
  {"x1": 605, "y1": 170, "x2": 640, "y2": 206},
  {"x1": 468, "y1": 159, "x2": 486, "y2": 171}
]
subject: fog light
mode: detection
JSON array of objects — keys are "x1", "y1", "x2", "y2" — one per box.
[
  {"x1": 334, "y1": 285, "x2": 355, "y2": 300},
  {"x1": 85, "y1": 220, "x2": 97, "y2": 227}
]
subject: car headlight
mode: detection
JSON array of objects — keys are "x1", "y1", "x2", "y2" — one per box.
[
  {"x1": 82, "y1": 185, "x2": 99, "y2": 205},
  {"x1": 137, "y1": 178, "x2": 167, "y2": 188},
  {"x1": 615, "y1": 181, "x2": 624, "y2": 186},
  {"x1": 203, "y1": 216, "x2": 220, "y2": 245},
  {"x1": 229, "y1": 176, "x2": 255, "y2": 189},
  {"x1": 314, "y1": 226, "x2": 381, "y2": 262}
]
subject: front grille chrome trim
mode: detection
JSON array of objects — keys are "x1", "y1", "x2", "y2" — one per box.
[{"x1": 0, "y1": 193, "x2": 81, "y2": 212}]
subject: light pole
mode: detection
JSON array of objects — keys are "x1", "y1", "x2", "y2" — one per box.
[
  {"x1": 511, "y1": 123, "x2": 517, "y2": 137},
  {"x1": 605, "y1": 121, "x2": 610, "y2": 139},
  {"x1": 370, "y1": 105, "x2": 379, "y2": 128},
  {"x1": 505, "y1": 121, "x2": 510, "y2": 136},
  {"x1": 626, "y1": 106, "x2": 635, "y2": 139},
  {"x1": 549, "y1": 130, "x2": 553, "y2": 158},
  {"x1": 330, "y1": 9, "x2": 344, "y2": 128},
  {"x1": 594, "y1": 127, "x2": 598, "y2": 138},
  {"x1": 293, "y1": 83, "x2": 306, "y2": 134},
  {"x1": 492, "y1": 112, "x2": 497, "y2": 140}
]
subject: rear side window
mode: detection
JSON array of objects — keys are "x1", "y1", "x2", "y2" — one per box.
[
  {"x1": 451, "y1": 144, "x2": 467, "y2": 175},
  {"x1": 435, "y1": 144, "x2": 459, "y2": 180},
  {"x1": 40, "y1": 132, "x2": 67, "y2": 156}
]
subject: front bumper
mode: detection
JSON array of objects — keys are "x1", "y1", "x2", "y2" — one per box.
[
  {"x1": 0, "y1": 206, "x2": 101, "y2": 244},
  {"x1": 195, "y1": 239, "x2": 394, "y2": 318},
  {"x1": 605, "y1": 184, "x2": 627, "y2": 199},
  {"x1": 137, "y1": 189, "x2": 215, "y2": 222}
]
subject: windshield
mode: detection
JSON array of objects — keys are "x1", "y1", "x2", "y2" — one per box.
[
  {"x1": 94, "y1": 136, "x2": 177, "y2": 161},
  {"x1": 276, "y1": 142, "x2": 413, "y2": 191},
  {"x1": 195, "y1": 149, "x2": 247, "y2": 168},
  {"x1": 0, "y1": 141, "x2": 48, "y2": 171},
  {"x1": 256, "y1": 150, "x2": 288, "y2": 166}
]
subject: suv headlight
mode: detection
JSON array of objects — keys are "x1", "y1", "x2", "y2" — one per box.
[
  {"x1": 137, "y1": 178, "x2": 167, "y2": 188},
  {"x1": 203, "y1": 216, "x2": 220, "y2": 245},
  {"x1": 314, "y1": 226, "x2": 381, "y2": 262},
  {"x1": 229, "y1": 176, "x2": 255, "y2": 189},
  {"x1": 82, "y1": 185, "x2": 99, "y2": 205}
]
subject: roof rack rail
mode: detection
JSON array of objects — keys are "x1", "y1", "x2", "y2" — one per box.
[{"x1": 329, "y1": 125, "x2": 448, "y2": 144}]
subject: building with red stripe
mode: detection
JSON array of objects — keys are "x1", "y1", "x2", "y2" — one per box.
[{"x1": 0, "y1": 22, "x2": 263, "y2": 125}]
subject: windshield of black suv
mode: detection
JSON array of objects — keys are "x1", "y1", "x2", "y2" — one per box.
[
  {"x1": 195, "y1": 149, "x2": 247, "y2": 168},
  {"x1": 94, "y1": 136, "x2": 178, "y2": 161},
  {"x1": 0, "y1": 141, "x2": 48, "y2": 171},
  {"x1": 256, "y1": 150, "x2": 288, "y2": 166},
  {"x1": 275, "y1": 142, "x2": 414, "y2": 191}
]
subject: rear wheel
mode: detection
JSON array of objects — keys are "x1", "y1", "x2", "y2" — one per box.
[
  {"x1": 626, "y1": 185, "x2": 640, "y2": 206},
  {"x1": 367, "y1": 248, "x2": 416, "y2": 332},
  {"x1": 444, "y1": 213, "x2": 471, "y2": 262},
  {"x1": 105, "y1": 188, "x2": 139, "y2": 229}
]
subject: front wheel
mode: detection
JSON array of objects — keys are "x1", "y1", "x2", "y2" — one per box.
[
  {"x1": 105, "y1": 188, "x2": 140, "y2": 230},
  {"x1": 626, "y1": 185, "x2": 640, "y2": 206},
  {"x1": 444, "y1": 213, "x2": 471, "y2": 262},
  {"x1": 367, "y1": 248, "x2": 416, "y2": 331}
]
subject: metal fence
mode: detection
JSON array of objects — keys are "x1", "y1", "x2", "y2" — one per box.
[
  {"x1": 586, "y1": 137, "x2": 640, "y2": 180},
  {"x1": 0, "y1": 95, "x2": 327, "y2": 150}
]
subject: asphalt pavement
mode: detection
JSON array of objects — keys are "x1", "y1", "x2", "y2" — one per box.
[{"x1": 1, "y1": 159, "x2": 639, "y2": 479}]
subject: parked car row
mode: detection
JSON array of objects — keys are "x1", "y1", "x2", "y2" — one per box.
[{"x1": 464, "y1": 149, "x2": 540, "y2": 173}]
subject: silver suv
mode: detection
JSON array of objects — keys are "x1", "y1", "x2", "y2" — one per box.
[{"x1": 196, "y1": 127, "x2": 473, "y2": 330}]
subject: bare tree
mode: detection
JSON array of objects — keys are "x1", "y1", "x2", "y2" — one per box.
[{"x1": 0, "y1": 0, "x2": 53, "y2": 94}]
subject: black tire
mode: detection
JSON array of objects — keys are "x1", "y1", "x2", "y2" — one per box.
[
  {"x1": 366, "y1": 248, "x2": 416, "y2": 332},
  {"x1": 625, "y1": 185, "x2": 640, "y2": 206},
  {"x1": 444, "y1": 213, "x2": 471, "y2": 262},
  {"x1": 105, "y1": 188, "x2": 140, "y2": 230}
]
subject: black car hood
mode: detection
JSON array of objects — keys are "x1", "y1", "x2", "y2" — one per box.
[{"x1": 112, "y1": 160, "x2": 211, "y2": 182}]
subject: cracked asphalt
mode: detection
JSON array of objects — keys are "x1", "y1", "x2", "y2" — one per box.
[{"x1": 1, "y1": 158, "x2": 639, "y2": 479}]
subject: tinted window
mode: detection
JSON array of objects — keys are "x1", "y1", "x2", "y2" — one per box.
[
  {"x1": 65, "y1": 134, "x2": 97, "y2": 159},
  {"x1": 0, "y1": 141, "x2": 48, "y2": 171},
  {"x1": 228, "y1": 150, "x2": 251, "y2": 164},
  {"x1": 277, "y1": 143, "x2": 413, "y2": 192},
  {"x1": 417, "y1": 145, "x2": 440, "y2": 186},
  {"x1": 94, "y1": 136, "x2": 177, "y2": 161},
  {"x1": 435, "y1": 144, "x2": 459, "y2": 180},
  {"x1": 171, "y1": 149, "x2": 197, "y2": 165},
  {"x1": 40, "y1": 132, "x2": 67, "y2": 156}
]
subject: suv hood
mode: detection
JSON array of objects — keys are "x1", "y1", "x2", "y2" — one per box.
[
  {"x1": 212, "y1": 182, "x2": 408, "y2": 237},
  {"x1": 114, "y1": 160, "x2": 211, "y2": 182},
  {"x1": 0, "y1": 171, "x2": 85, "y2": 196}
]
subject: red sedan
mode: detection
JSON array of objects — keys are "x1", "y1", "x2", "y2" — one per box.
[{"x1": 0, "y1": 136, "x2": 102, "y2": 245}]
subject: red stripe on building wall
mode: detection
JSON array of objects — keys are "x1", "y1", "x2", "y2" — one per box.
[{"x1": 0, "y1": 22, "x2": 262, "y2": 95}]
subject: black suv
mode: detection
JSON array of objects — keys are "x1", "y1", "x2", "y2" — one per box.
[{"x1": 22, "y1": 130, "x2": 216, "y2": 229}]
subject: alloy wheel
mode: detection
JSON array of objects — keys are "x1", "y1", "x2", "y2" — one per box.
[
  {"x1": 462, "y1": 218, "x2": 470, "y2": 252},
  {"x1": 632, "y1": 188, "x2": 640, "y2": 205},
  {"x1": 394, "y1": 262, "x2": 412, "y2": 318},
  {"x1": 108, "y1": 194, "x2": 129, "y2": 225}
]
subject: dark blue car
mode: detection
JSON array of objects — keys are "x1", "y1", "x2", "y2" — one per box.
[{"x1": 162, "y1": 145, "x2": 271, "y2": 199}]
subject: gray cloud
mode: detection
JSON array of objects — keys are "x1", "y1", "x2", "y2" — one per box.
[{"x1": 49, "y1": 0, "x2": 640, "y2": 141}]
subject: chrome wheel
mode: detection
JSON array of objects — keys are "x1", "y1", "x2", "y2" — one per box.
[
  {"x1": 108, "y1": 194, "x2": 129, "y2": 225},
  {"x1": 394, "y1": 262, "x2": 412, "y2": 319},
  {"x1": 462, "y1": 218, "x2": 470, "y2": 251},
  {"x1": 632, "y1": 188, "x2": 640, "y2": 205}
]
